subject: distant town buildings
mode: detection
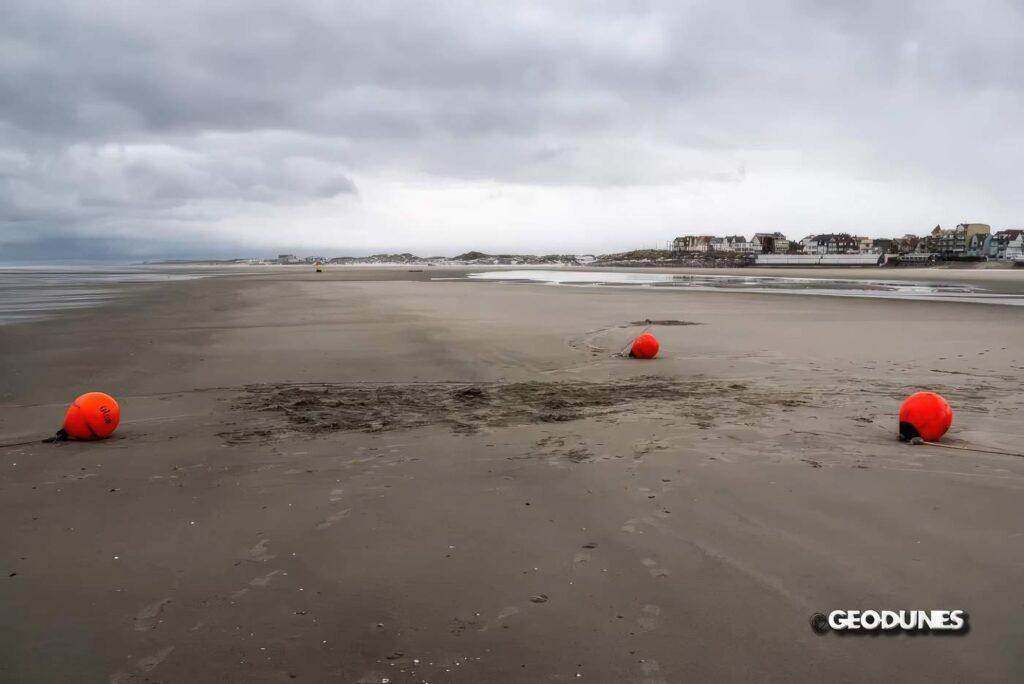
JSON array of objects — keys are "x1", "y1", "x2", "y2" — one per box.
[
  {"x1": 671, "y1": 222, "x2": 1020, "y2": 262},
  {"x1": 672, "y1": 233, "x2": 785, "y2": 254},
  {"x1": 271, "y1": 221, "x2": 1021, "y2": 268},
  {"x1": 797, "y1": 233, "x2": 859, "y2": 254}
]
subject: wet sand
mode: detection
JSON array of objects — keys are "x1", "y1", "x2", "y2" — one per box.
[{"x1": 1, "y1": 267, "x2": 1023, "y2": 682}]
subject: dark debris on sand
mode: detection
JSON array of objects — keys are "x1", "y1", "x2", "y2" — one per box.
[
  {"x1": 628, "y1": 319, "x2": 702, "y2": 326},
  {"x1": 219, "y1": 378, "x2": 808, "y2": 442}
]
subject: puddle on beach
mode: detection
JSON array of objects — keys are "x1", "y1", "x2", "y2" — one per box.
[{"x1": 459, "y1": 270, "x2": 1024, "y2": 305}]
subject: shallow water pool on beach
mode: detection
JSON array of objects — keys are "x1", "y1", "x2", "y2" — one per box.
[
  {"x1": 0, "y1": 265, "x2": 208, "y2": 325},
  {"x1": 462, "y1": 269, "x2": 1024, "y2": 306}
]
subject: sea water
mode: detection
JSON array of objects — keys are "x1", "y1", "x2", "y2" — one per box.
[
  {"x1": 463, "y1": 270, "x2": 1024, "y2": 306},
  {"x1": 0, "y1": 263, "x2": 209, "y2": 325}
]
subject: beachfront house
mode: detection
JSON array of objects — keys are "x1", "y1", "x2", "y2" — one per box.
[
  {"x1": 1005, "y1": 233, "x2": 1024, "y2": 260},
  {"x1": 751, "y1": 232, "x2": 788, "y2": 253},
  {"x1": 827, "y1": 234, "x2": 856, "y2": 253},
  {"x1": 872, "y1": 238, "x2": 897, "y2": 254},
  {"x1": 673, "y1": 235, "x2": 715, "y2": 252},
  {"x1": 856, "y1": 236, "x2": 873, "y2": 253},
  {"x1": 800, "y1": 233, "x2": 858, "y2": 254},
  {"x1": 923, "y1": 223, "x2": 991, "y2": 259},
  {"x1": 713, "y1": 235, "x2": 753, "y2": 252},
  {"x1": 896, "y1": 235, "x2": 921, "y2": 254},
  {"x1": 988, "y1": 230, "x2": 1024, "y2": 259},
  {"x1": 966, "y1": 233, "x2": 990, "y2": 258},
  {"x1": 277, "y1": 254, "x2": 302, "y2": 264}
]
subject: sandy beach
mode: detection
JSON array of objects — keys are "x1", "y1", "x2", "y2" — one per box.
[{"x1": 2, "y1": 266, "x2": 1023, "y2": 682}]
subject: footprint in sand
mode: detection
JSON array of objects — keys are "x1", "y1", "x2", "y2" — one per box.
[
  {"x1": 245, "y1": 538, "x2": 275, "y2": 562},
  {"x1": 638, "y1": 657, "x2": 668, "y2": 684},
  {"x1": 134, "y1": 597, "x2": 172, "y2": 632},
  {"x1": 622, "y1": 517, "x2": 668, "y2": 535},
  {"x1": 137, "y1": 646, "x2": 175, "y2": 672},
  {"x1": 640, "y1": 558, "x2": 670, "y2": 578},
  {"x1": 315, "y1": 508, "x2": 352, "y2": 530},
  {"x1": 497, "y1": 606, "x2": 520, "y2": 621},
  {"x1": 478, "y1": 605, "x2": 521, "y2": 632},
  {"x1": 249, "y1": 569, "x2": 283, "y2": 587},
  {"x1": 110, "y1": 645, "x2": 175, "y2": 682},
  {"x1": 231, "y1": 569, "x2": 283, "y2": 599},
  {"x1": 329, "y1": 488, "x2": 344, "y2": 502},
  {"x1": 573, "y1": 551, "x2": 591, "y2": 565},
  {"x1": 637, "y1": 604, "x2": 661, "y2": 632}
]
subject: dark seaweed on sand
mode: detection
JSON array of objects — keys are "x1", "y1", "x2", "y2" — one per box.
[{"x1": 220, "y1": 377, "x2": 808, "y2": 442}]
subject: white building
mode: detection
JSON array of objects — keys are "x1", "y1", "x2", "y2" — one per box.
[
  {"x1": 701, "y1": 236, "x2": 754, "y2": 252},
  {"x1": 800, "y1": 235, "x2": 822, "y2": 254},
  {"x1": 1007, "y1": 233, "x2": 1024, "y2": 260},
  {"x1": 673, "y1": 235, "x2": 714, "y2": 252}
]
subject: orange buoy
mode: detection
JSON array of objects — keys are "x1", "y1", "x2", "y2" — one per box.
[
  {"x1": 898, "y1": 391, "x2": 952, "y2": 442},
  {"x1": 63, "y1": 392, "x2": 121, "y2": 440},
  {"x1": 629, "y1": 332, "x2": 660, "y2": 359}
]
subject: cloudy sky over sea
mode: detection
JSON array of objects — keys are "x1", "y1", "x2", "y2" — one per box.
[{"x1": 1, "y1": 1, "x2": 1022, "y2": 259}]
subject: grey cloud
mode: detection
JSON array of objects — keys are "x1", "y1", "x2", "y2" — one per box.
[
  {"x1": 2, "y1": 140, "x2": 355, "y2": 214},
  {"x1": 1, "y1": 0, "x2": 1022, "y2": 256}
]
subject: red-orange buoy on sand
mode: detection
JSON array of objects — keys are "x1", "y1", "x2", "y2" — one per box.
[
  {"x1": 899, "y1": 391, "x2": 952, "y2": 442},
  {"x1": 62, "y1": 392, "x2": 121, "y2": 440},
  {"x1": 629, "y1": 332, "x2": 660, "y2": 359}
]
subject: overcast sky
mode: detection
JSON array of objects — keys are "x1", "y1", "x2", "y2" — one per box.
[{"x1": 1, "y1": 1, "x2": 1022, "y2": 259}]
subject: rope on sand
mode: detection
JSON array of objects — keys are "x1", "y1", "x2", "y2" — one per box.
[
  {"x1": 875, "y1": 424, "x2": 1024, "y2": 460},
  {"x1": 0, "y1": 414, "x2": 204, "y2": 450},
  {"x1": 0, "y1": 438, "x2": 43, "y2": 449},
  {"x1": 618, "y1": 324, "x2": 652, "y2": 357},
  {"x1": 921, "y1": 441, "x2": 1024, "y2": 459}
]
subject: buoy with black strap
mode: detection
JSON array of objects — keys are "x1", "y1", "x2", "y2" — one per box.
[
  {"x1": 52, "y1": 391, "x2": 121, "y2": 442},
  {"x1": 629, "y1": 332, "x2": 660, "y2": 359},
  {"x1": 898, "y1": 390, "x2": 952, "y2": 442}
]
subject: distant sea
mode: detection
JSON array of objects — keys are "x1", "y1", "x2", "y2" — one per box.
[
  {"x1": 0, "y1": 262, "x2": 210, "y2": 325},
  {"x1": 464, "y1": 270, "x2": 1024, "y2": 306}
]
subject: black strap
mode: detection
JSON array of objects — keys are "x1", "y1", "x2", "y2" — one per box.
[{"x1": 41, "y1": 428, "x2": 69, "y2": 444}]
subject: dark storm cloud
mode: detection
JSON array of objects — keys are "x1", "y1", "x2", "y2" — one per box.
[{"x1": 1, "y1": 0, "x2": 1022, "y2": 257}]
